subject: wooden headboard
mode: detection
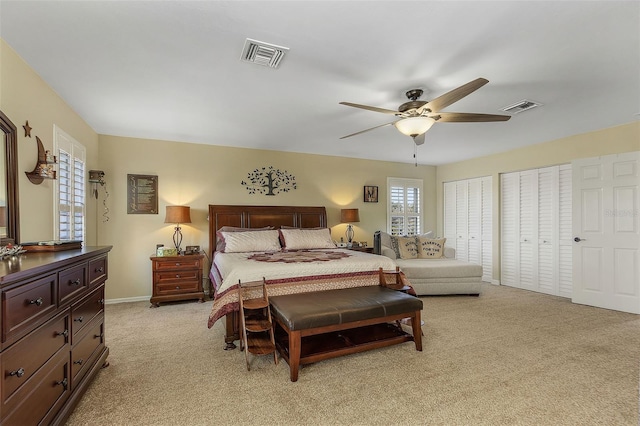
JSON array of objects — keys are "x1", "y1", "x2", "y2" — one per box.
[{"x1": 208, "y1": 205, "x2": 327, "y2": 259}]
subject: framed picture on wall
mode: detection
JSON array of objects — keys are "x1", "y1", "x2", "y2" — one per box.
[
  {"x1": 127, "y1": 174, "x2": 159, "y2": 214},
  {"x1": 364, "y1": 185, "x2": 378, "y2": 203}
]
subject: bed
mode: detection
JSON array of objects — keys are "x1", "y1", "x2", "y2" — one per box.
[{"x1": 206, "y1": 205, "x2": 400, "y2": 349}]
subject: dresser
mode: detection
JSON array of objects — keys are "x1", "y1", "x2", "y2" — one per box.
[
  {"x1": 0, "y1": 246, "x2": 111, "y2": 426},
  {"x1": 150, "y1": 254, "x2": 205, "y2": 307}
]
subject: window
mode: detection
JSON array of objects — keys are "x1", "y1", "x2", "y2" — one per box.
[
  {"x1": 54, "y1": 126, "x2": 86, "y2": 241},
  {"x1": 387, "y1": 177, "x2": 423, "y2": 235}
]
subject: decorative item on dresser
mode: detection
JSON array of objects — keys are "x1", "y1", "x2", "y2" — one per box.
[
  {"x1": 150, "y1": 253, "x2": 205, "y2": 307},
  {"x1": 0, "y1": 246, "x2": 112, "y2": 425}
]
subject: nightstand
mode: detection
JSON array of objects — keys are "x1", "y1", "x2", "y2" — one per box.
[
  {"x1": 150, "y1": 254, "x2": 205, "y2": 307},
  {"x1": 346, "y1": 246, "x2": 373, "y2": 254}
]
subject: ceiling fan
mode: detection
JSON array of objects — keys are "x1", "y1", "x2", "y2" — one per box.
[{"x1": 339, "y1": 78, "x2": 511, "y2": 146}]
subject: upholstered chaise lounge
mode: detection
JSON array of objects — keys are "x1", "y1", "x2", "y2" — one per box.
[{"x1": 374, "y1": 231, "x2": 482, "y2": 296}]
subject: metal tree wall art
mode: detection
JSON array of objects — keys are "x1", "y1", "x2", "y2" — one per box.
[{"x1": 241, "y1": 166, "x2": 297, "y2": 196}]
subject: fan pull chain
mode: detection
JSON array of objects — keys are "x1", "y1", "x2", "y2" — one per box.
[{"x1": 414, "y1": 143, "x2": 418, "y2": 167}]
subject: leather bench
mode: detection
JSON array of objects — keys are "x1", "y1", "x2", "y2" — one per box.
[{"x1": 270, "y1": 285, "x2": 423, "y2": 381}]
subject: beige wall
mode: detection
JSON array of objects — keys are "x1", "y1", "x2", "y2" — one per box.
[
  {"x1": 435, "y1": 121, "x2": 640, "y2": 282},
  {"x1": 97, "y1": 135, "x2": 436, "y2": 300},
  {"x1": 1, "y1": 39, "x2": 100, "y2": 244}
]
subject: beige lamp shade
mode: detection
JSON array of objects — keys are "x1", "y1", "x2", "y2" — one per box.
[
  {"x1": 340, "y1": 208, "x2": 360, "y2": 223},
  {"x1": 165, "y1": 206, "x2": 192, "y2": 224}
]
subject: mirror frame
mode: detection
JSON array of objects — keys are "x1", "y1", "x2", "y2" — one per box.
[{"x1": 0, "y1": 110, "x2": 20, "y2": 245}]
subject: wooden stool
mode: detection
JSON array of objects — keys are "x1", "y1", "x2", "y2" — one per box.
[{"x1": 238, "y1": 279, "x2": 278, "y2": 370}]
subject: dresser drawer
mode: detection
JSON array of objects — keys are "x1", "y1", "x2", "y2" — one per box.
[
  {"x1": 88, "y1": 255, "x2": 108, "y2": 286},
  {"x1": 153, "y1": 257, "x2": 201, "y2": 271},
  {"x1": 2, "y1": 273, "x2": 57, "y2": 344},
  {"x1": 71, "y1": 285, "x2": 105, "y2": 342},
  {"x1": 155, "y1": 280, "x2": 200, "y2": 295},
  {"x1": 71, "y1": 320, "x2": 104, "y2": 389},
  {"x1": 2, "y1": 310, "x2": 69, "y2": 402},
  {"x1": 59, "y1": 263, "x2": 88, "y2": 305},
  {"x1": 2, "y1": 347, "x2": 70, "y2": 426}
]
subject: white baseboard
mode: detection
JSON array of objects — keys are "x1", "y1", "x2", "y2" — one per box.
[
  {"x1": 491, "y1": 279, "x2": 500, "y2": 285},
  {"x1": 105, "y1": 296, "x2": 150, "y2": 305}
]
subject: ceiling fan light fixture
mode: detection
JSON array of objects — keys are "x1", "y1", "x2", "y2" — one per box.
[{"x1": 394, "y1": 116, "x2": 435, "y2": 137}]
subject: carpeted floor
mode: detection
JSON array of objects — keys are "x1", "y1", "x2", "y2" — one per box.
[{"x1": 65, "y1": 283, "x2": 640, "y2": 426}]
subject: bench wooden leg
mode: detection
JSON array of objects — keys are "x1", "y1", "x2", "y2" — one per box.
[
  {"x1": 289, "y1": 330, "x2": 301, "y2": 382},
  {"x1": 412, "y1": 311, "x2": 423, "y2": 351}
]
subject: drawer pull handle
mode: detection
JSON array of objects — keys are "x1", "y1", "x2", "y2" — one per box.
[
  {"x1": 175, "y1": 274, "x2": 181, "y2": 278},
  {"x1": 95, "y1": 267, "x2": 104, "y2": 273},
  {"x1": 175, "y1": 263, "x2": 181, "y2": 266},
  {"x1": 94, "y1": 333, "x2": 104, "y2": 339},
  {"x1": 98, "y1": 298, "x2": 105, "y2": 305},
  {"x1": 70, "y1": 278, "x2": 81, "y2": 286},
  {"x1": 9, "y1": 368, "x2": 25, "y2": 378},
  {"x1": 29, "y1": 297, "x2": 44, "y2": 306},
  {"x1": 74, "y1": 316, "x2": 84, "y2": 323},
  {"x1": 73, "y1": 359, "x2": 84, "y2": 365},
  {"x1": 175, "y1": 286, "x2": 180, "y2": 290},
  {"x1": 56, "y1": 329, "x2": 69, "y2": 338},
  {"x1": 55, "y1": 378, "x2": 68, "y2": 390}
]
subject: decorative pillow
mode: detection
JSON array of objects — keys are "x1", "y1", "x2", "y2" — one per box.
[
  {"x1": 417, "y1": 237, "x2": 446, "y2": 258},
  {"x1": 278, "y1": 228, "x2": 336, "y2": 250},
  {"x1": 380, "y1": 231, "x2": 433, "y2": 259},
  {"x1": 218, "y1": 230, "x2": 281, "y2": 253},
  {"x1": 215, "y1": 226, "x2": 273, "y2": 252},
  {"x1": 390, "y1": 236, "x2": 418, "y2": 259}
]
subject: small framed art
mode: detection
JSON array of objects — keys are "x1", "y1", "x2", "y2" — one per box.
[{"x1": 364, "y1": 185, "x2": 378, "y2": 203}]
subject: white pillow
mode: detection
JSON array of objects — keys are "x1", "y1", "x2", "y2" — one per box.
[
  {"x1": 279, "y1": 228, "x2": 336, "y2": 250},
  {"x1": 219, "y1": 230, "x2": 281, "y2": 253}
]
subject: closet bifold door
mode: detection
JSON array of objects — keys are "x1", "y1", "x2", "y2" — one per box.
[
  {"x1": 443, "y1": 176, "x2": 493, "y2": 283},
  {"x1": 500, "y1": 165, "x2": 572, "y2": 297}
]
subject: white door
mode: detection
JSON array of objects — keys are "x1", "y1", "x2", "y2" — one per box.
[{"x1": 572, "y1": 152, "x2": 640, "y2": 314}]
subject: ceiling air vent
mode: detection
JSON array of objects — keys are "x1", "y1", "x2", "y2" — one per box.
[
  {"x1": 241, "y1": 38, "x2": 289, "y2": 69},
  {"x1": 502, "y1": 99, "x2": 542, "y2": 114}
]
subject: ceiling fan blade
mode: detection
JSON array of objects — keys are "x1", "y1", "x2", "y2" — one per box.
[
  {"x1": 412, "y1": 133, "x2": 425, "y2": 146},
  {"x1": 339, "y1": 102, "x2": 399, "y2": 115},
  {"x1": 420, "y1": 78, "x2": 489, "y2": 113},
  {"x1": 339, "y1": 121, "x2": 397, "y2": 139},
  {"x1": 430, "y1": 112, "x2": 511, "y2": 122}
]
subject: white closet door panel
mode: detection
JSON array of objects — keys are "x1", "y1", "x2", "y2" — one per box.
[
  {"x1": 444, "y1": 182, "x2": 456, "y2": 241},
  {"x1": 537, "y1": 166, "x2": 558, "y2": 294},
  {"x1": 519, "y1": 170, "x2": 537, "y2": 290},
  {"x1": 482, "y1": 240, "x2": 493, "y2": 282},
  {"x1": 558, "y1": 164, "x2": 573, "y2": 297},
  {"x1": 501, "y1": 172, "x2": 520, "y2": 288},
  {"x1": 455, "y1": 181, "x2": 469, "y2": 261},
  {"x1": 501, "y1": 241, "x2": 517, "y2": 287},
  {"x1": 481, "y1": 177, "x2": 493, "y2": 282},
  {"x1": 481, "y1": 177, "x2": 492, "y2": 239}
]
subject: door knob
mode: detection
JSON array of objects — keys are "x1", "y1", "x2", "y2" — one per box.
[{"x1": 574, "y1": 237, "x2": 586, "y2": 242}]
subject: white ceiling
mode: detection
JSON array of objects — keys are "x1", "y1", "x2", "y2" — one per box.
[{"x1": 1, "y1": 1, "x2": 638, "y2": 165}]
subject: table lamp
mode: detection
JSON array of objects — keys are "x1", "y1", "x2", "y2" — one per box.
[
  {"x1": 165, "y1": 205, "x2": 191, "y2": 253},
  {"x1": 340, "y1": 208, "x2": 360, "y2": 244}
]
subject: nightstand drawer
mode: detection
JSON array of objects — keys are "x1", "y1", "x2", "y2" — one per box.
[
  {"x1": 153, "y1": 257, "x2": 201, "y2": 271},
  {"x1": 154, "y1": 270, "x2": 199, "y2": 283},
  {"x1": 155, "y1": 280, "x2": 200, "y2": 295},
  {"x1": 59, "y1": 263, "x2": 88, "y2": 305}
]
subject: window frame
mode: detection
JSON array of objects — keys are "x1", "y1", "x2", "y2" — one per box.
[
  {"x1": 386, "y1": 177, "x2": 423, "y2": 236},
  {"x1": 53, "y1": 125, "x2": 86, "y2": 242}
]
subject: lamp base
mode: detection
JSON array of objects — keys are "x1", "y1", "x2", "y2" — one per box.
[
  {"x1": 173, "y1": 226, "x2": 183, "y2": 254},
  {"x1": 345, "y1": 224, "x2": 354, "y2": 243}
]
